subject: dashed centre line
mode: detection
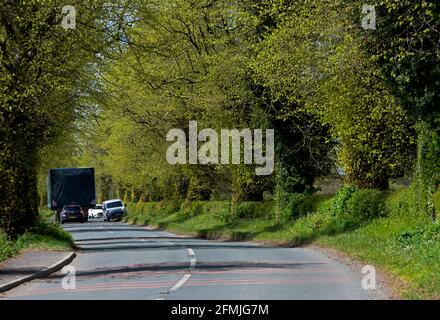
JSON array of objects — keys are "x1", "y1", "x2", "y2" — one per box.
[
  {"x1": 170, "y1": 274, "x2": 191, "y2": 292},
  {"x1": 166, "y1": 247, "x2": 196, "y2": 294}
]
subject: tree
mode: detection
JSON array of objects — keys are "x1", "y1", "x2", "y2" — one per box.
[
  {"x1": 94, "y1": 0, "x2": 276, "y2": 203},
  {"x1": 251, "y1": 0, "x2": 415, "y2": 190},
  {"x1": 0, "y1": 0, "x2": 130, "y2": 238},
  {"x1": 363, "y1": 0, "x2": 439, "y2": 214}
]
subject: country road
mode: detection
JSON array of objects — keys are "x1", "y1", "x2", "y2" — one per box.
[{"x1": 1, "y1": 220, "x2": 374, "y2": 300}]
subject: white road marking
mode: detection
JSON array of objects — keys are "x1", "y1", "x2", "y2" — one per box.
[
  {"x1": 188, "y1": 248, "x2": 197, "y2": 269},
  {"x1": 99, "y1": 223, "x2": 196, "y2": 296},
  {"x1": 170, "y1": 274, "x2": 191, "y2": 292},
  {"x1": 167, "y1": 248, "x2": 196, "y2": 294},
  {"x1": 98, "y1": 225, "x2": 117, "y2": 236}
]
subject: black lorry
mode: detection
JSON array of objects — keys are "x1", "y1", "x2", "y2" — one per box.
[{"x1": 47, "y1": 168, "x2": 96, "y2": 223}]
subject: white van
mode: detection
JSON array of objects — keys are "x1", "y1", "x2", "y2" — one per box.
[{"x1": 103, "y1": 199, "x2": 127, "y2": 221}]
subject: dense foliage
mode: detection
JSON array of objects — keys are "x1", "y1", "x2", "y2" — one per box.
[
  {"x1": 0, "y1": 0, "x2": 131, "y2": 237},
  {"x1": 0, "y1": 0, "x2": 439, "y2": 237}
]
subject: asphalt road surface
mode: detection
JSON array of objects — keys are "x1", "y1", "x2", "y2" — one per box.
[{"x1": 1, "y1": 219, "x2": 371, "y2": 300}]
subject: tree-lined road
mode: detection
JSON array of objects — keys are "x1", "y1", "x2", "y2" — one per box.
[{"x1": 1, "y1": 221, "x2": 371, "y2": 300}]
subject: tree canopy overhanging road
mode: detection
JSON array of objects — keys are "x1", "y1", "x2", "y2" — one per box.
[{"x1": 0, "y1": 0, "x2": 439, "y2": 300}]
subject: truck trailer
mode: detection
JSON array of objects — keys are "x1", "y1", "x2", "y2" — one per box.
[{"x1": 47, "y1": 168, "x2": 96, "y2": 223}]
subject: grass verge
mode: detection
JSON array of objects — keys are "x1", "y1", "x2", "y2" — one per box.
[
  {"x1": 0, "y1": 209, "x2": 74, "y2": 262},
  {"x1": 123, "y1": 188, "x2": 440, "y2": 299}
]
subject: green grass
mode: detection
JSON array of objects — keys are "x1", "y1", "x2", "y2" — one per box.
[
  {"x1": 0, "y1": 210, "x2": 74, "y2": 262},
  {"x1": 123, "y1": 189, "x2": 440, "y2": 299},
  {"x1": 318, "y1": 219, "x2": 440, "y2": 299}
]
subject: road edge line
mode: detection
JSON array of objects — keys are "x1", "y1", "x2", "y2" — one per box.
[{"x1": 0, "y1": 252, "x2": 76, "y2": 293}]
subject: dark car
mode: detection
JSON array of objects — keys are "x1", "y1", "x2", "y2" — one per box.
[{"x1": 60, "y1": 205, "x2": 85, "y2": 224}]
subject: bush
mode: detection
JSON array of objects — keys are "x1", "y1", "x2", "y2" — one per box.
[
  {"x1": 0, "y1": 231, "x2": 17, "y2": 262},
  {"x1": 276, "y1": 192, "x2": 334, "y2": 221},
  {"x1": 1, "y1": 215, "x2": 73, "y2": 262},
  {"x1": 277, "y1": 192, "x2": 308, "y2": 220},
  {"x1": 232, "y1": 201, "x2": 274, "y2": 220},
  {"x1": 433, "y1": 187, "x2": 440, "y2": 219},
  {"x1": 131, "y1": 199, "x2": 183, "y2": 216},
  {"x1": 331, "y1": 185, "x2": 386, "y2": 229},
  {"x1": 345, "y1": 189, "x2": 386, "y2": 223},
  {"x1": 332, "y1": 185, "x2": 357, "y2": 217},
  {"x1": 182, "y1": 201, "x2": 204, "y2": 217},
  {"x1": 205, "y1": 201, "x2": 232, "y2": 223},
  {"x1": 31, "y1": 218, "x2": 72, "y2": 243},
  {"x1": 298, "y1": 194, "x2": 333, "y2": 216},
  {"x1": 385, "y1": 185, "x2": 432, "y2": 223},
  {"x1": 396, "y1": 220, "x2": 440, "y2": 247}
]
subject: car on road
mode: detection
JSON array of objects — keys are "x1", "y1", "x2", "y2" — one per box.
[
  {"x1": 88, "y1": 204, "x2": 103, "y2": 219},
  {"x1": 103, "y1": 199, "x2": 127, "y2": 222},
  {"x1": 60, "y1": 205, "x2": 85, "y2": 224},
  {"x1": 47, "y1": 167, "x2": 96, "y2": 223}
]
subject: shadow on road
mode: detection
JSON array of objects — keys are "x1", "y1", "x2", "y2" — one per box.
[
  {"x1": 40, "y1": 260, "x2": 328, "y2": 281},
  {"x1": 74, "y1": 236, "x2": 192, "y2": 242},
  {"x1": 63, "y1": 227, "x2": 155, "y2": 233},
  {"x1": 75, "y1": 242, "x2": 275, "y2": 252}
]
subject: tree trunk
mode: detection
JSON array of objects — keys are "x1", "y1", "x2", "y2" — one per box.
[{"x1": 0, "y1": 132, "x2": 39, "y2": 239}]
